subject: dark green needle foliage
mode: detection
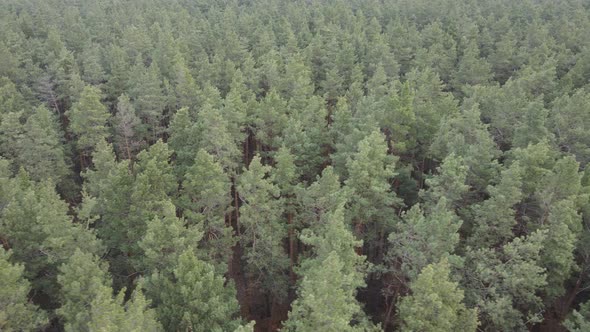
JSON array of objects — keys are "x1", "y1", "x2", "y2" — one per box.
[
  {"x1": 58, "y1": 249, "x2": 161, "y2": 332},
  {"x1": 1, "y1": 0, "x2": 590, "y2": 331},
  {"x1": 398, "y1": 259, "x2": 478, "y2": 332},
  {"x1": 140, "y1": 250, "x2": 241, "y2": 332},
  {"x1": 0, "y1": 249, "x2": 47, "y2": 331},
  {"x1": 282, "y1": 207, "x2": 379, "y2": 332}
]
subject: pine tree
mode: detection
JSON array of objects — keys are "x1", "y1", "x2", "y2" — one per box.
[
  {"x1": 512, "y1": 99, "x2": 552, "y2": 149},
  {"x1": 405, "y1": 68, "x2": 459, "y2": 160},
  {"x1": 197, "y1": 103, "x2": 242, "y2": 173},
  {"x1": 138, "y1": 200, "x2": 202, "y2": 273},
  {"x1": 280, "y1": 112, "x2": 327, "y2": 182},
  {"x1": 173, "y1": 55, "x2": 199, "y2": 111},
  {"x1": 58, "y1": 249, "x2": 161, "y2": 332},
  {"x1": 381, "y1": 81, "x2": 416, "y2": 154},
  {"x1": 366, "y1": 63, "x2": 389, "y2": 99},
  {"x1": 0, "y1": 111, "x2": 25, "y2": 166},
  {"x1": 237, "y1": 155, "x2": 289, "y2": 299},
  {"x1": 550, "y1": 89, "x2": 590, "y2": 165},
  {"x1": 528, "y1": 157, "x2": 583, "y2": 300},
  {"x1": 81, "y1": 44, "x2": 106, "y2": 85},
  {"x1": 86, "y1": 286, "x2": 162, "y2": 332},
  {"x1": 180, "y1": 149, "x2": 234, "y2": 272},
  {"x1": 82, "y1": 140, "x2": 134, "y2": 270},
  {"x1": 104, "y1": 44, "x2": 131, "y2": 103},
  {"x1": 126, "y1": 140, "x2": 177, "y2": 266},
  {"x1": 0, "y1": 78, "x2": 29, "y2": 115},
  {"x1": 468, "y1": 162, "x2": 524, "y2": 248},
  {"x1": 0, "y1": 249, "x2": 47, "y2": 332},
  {"x1": 297, "y1": 166, "x2": 348, "y2": 231},
  {"x1": 223, "y1": 69, "x2": 251, "y2": 150},
  {"x1": 506, "y1": 141, "x2": 557, "y2": 197},
  {"x1": 386, "y1": 200, "x2": 462, "y2": 285},
  {"x1": 536, "y1": 155, "x2": 582, "y2": 208},
  {"x1": 282, "y1": 252, "x2": 372, "y2": 332},
  {"x1": 273, "y1": 146, "x2": 299, "y2": 281},
  {"x1": 329, "y1": 97, "x2": 381, "y2": 179},
  {"x1": 430, "y1": 102, "x2": 501, "y2": 191},
  {"x1": 345, "y1": 131, "x2": 400, "y2": 258},
  {"x1": 565, "y1": 300, "x2": 590, "y2": 332},
  {"x1": 452, "y1": 39, "x2": 493, "y2": 91},
  {"x1": 19, "y1": 106, "x2": 69, "y2": 184},
  {"x1": 413, "y1": 22, "x2": 457, "y2": 83},
  {"x1": 113, "y1": 93, "x2": 142, "y2": 160},
  {"x1": 463, "y1": 231, "x2": 547, "y2": 331},
  {"x1": 66, "y1": 85, "x2": 110, "y2": 160},
  {"x1": 0, "y1": 175, "x2": 103, "y2": 301},
  {"x1": 539, "y1": 199, "x2": 582, "y2": 300},
  {"x1": 398, "y1": 259, "x2": 478, "y2": 332},
  {"x1": 420, "y1": 153, "x2": 469, "y2": 210},
  {"x1": 281, "y1": 54, "x2": 314, "y2": 111},
  {"x1": 234, "y1": 321, "x2": 256, "y2": 332},
  {"x1": 251, "y1": 89, "x2": 288, "y2": 151},
  {"x1": 128, "y1": 62, "x2": 167, "y2": 142},
  {"x1": 140, "y1": 250, "x2": 241, "y2": 332},
  {"x1": 282, "y1": 207, "x2": 378, "y2": 332},
  {"x1": 168, "y1": 107, "x2": 201, "y2": 175},
  {"x1": 57, "y1": 249, "x2": 112, "y2": 331},
  {"x1": 488, "y1": 29, "x2": 522, "y2": 84}
]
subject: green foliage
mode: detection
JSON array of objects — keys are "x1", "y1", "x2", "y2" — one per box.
[
  {"x1": 127, "y1": 140, "x2": 177, "y2": 264},
  {"x1": 66, "y1": 85, "x2": 110, "y2": 154},
  {"x1": 283, "y1": 207, "x2": 378, "y2": 332},
  {"x1": 398, "y1": 259, "x2": 478, "y2": 332},
  {"x1": 58, "y1": 249, "x2": 162, "y2": 332},
  {"x1": 237, "y1": 155, "x2": 289, "y2": 298},
  {"x1": 113, "y1": 93, "x2": 142, "y2": 159},
  {"x1": 431, "y1": 103, "x2": 500, "y2": 191},
  {"x1": 345, "y1": 130, "x2": 400, "y2": 258},
  {"x1": 0, "y1": 249, "x2": 47, "y2": 332},
  {"x1": 234, "y1": 321, "x2": 256, "y2": 332},
  {"x1": 452, "y1": 39, "x2": 492, "y2": 91},
  {"x1": 57, "y1": 249, "x2": 112, "y2": 331},
  {"x1": 0, "y1": 106, "x2": 70, "y2": 188},
  {"x1": 468, "y1": 163, "x2": 524, "y2": 248},
  {"x1": 252, "y1": 89, "x2": 288, "y2": 150},
  {"x1": 297, "y1": 166, "x2": 348, "y2": 230},
  {"x1": 138, "y1": 200, "x2": 202, "y2": 273},
  {"x1": 565, "y1": 300, "x2": 590, "y2": 332},
  {"x1": 0, "y1": 175, "x2": 103, "y2": 300},
  {"x1": 141, "y1": 251, "x2": 240, "y2": 332},
  {"x1": 420, "y1": 153, "x2": 469, "y2": 209},
  {"x1": 539, "y1": 200, "x2": 581, "y2": 300},
  {"x1": 0, "y1": 78, "x2": 28, "y2": 114},
  {"x1": 463, "y1": 231, "x2": 547, "y2": 331},
  {"x1": 180, "y1": 149, "x2": 234, "y2": 272},
  {"x1": 168, "y1": 107, "x2": 200, "y2": 174},
  {"x1": 550, "y1": 90, "x2": 590, "y2": 165},
  {"x1": 197, "y1": 102, "x2": 243, "y2": 173},
  {"x1": 2, "y1": 1, "x2": 590, "y2": 330},
  {"x1": 128, "y1": 62, "x2": 167, "y2": 142},
  {"x1": 386, "y1": 200, "x2": 462, "y2": 284},
  {"x1": 82, "y1": 140, "x2": 134, "y2": 259},
  {"x1": 19, "y1": 106, "x2": 69, "y2": 182}
]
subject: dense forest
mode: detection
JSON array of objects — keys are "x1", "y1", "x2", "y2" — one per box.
[{"x1": 2, "y1": 0, "x2": 590, "y2": 331}]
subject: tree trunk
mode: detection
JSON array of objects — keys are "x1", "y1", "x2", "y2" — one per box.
[
  {"x1": 354, "y1": 222, "x2": 364, "y2": 255},
  {"x1": 234, "y1": 177, "x2": 241, "y2": 236},
  {"x1": 124, "y1": 137, "x2": 132, "y2": 160},
  {"x1": 384, "y1": 290, "x2": 397, "y2": 330},
  {"x1": 288, "y1": 212, "x2": 296, "y2": 284},
  {"x1": 230, "y1": 242, "x2": 250, "y2": 319},
  {"x1": 79, "y1": 152, "x2": 86, "y2": 170}
]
